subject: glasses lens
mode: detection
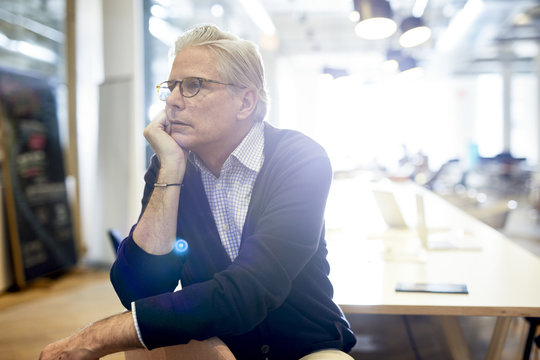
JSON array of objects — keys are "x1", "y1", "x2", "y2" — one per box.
[
  {"x1": 158, "y1": 82, "x2": 171, "y2": 101},
  {"x1": 181, "y1": 78, "x2": 201, "y2": 97}
]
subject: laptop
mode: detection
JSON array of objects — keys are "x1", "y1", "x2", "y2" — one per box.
[
  {"x1": 416, "y1": 192, "x2": 482, "y2": 250},
  {"x1": 373, "y1": 189, "x2": 482, "y2": 251},
  {"x1": 372, "y1": 189, "x2": 408, "y2": 229}
]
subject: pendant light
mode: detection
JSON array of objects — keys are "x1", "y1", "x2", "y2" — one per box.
[
  {"x1": 353, "y1": 0, "x2": 397, "y2": 40},
  {"x1": 399, "y1": 16, "x2": 432, "y2": 48}
]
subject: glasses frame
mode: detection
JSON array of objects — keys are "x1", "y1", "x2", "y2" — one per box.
[{"x1": 156, "y1": 77, "x2": 237, "y2": 100}]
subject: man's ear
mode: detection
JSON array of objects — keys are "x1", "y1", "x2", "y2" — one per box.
[{"x1": 236, "y1": 88, "x2": 258, "y2": 120}]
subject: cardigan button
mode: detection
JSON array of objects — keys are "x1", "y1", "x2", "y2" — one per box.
[{"x1": 260, "y1": 344, "x2": 270, "y2": 354}]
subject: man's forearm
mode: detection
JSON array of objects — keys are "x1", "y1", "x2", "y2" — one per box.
[
  {"x1": 133, "y1": 180, "x2": 182, "y2": 255},
  {"x1": 82, "y1": 311, "x2": 143, "y2": 356},
  {"x1": 40, "y1": 311, "x2": 142, "y2": 360}
]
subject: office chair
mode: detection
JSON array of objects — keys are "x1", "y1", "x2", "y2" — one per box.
[
  {"x1": 523, "y1": 317, "x2": 540, "y2": 360},
  {"x1": 108, "y1": 228, "x2": 123, "y2": 254}
]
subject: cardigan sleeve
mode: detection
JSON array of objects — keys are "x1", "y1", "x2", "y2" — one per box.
[
  {"x1": 129, "y1": 133, "x2": 335, "y2": 350},
  {"x1": 110, "y1": 155, "x2": 185, "y2": 309}
]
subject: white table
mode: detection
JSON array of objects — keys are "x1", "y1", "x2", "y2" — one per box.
[{"x1": 325, "y1": 176, "x2": 540, "y2": 359}]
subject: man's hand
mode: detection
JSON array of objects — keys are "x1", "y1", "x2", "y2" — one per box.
[
  {"x1": 39, "y1": 312, "x2": 142, "y2": 360},
  {"x1": 39, "y1": 335, "x2": 97, "y2": 360},
  {"x1": 144, "y1": 109, "x2": 188, "y2": 175}
]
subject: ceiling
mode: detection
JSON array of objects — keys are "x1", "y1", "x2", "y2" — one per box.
[
  {"x1": 1, "y1": 0, "x2": 539, "y2": 77},
  {"x1": 159, "y1": 0, "x2": 540, "y2": 75},
  {"x1": 255, "y1": 0, "x2": 540, "y2": 74}
]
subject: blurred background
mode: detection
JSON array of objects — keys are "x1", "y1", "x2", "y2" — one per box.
[{"x1": 0, "y1": 0, "x2": 539, "y2": 272}]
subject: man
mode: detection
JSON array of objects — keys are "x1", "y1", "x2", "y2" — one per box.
[{"x1": 40, "y1": 24, "x2": 356, "y2": 360}]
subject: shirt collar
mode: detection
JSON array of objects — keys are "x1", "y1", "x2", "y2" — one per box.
[
  {"x1": 230, "y1": 121, "x2": 265, "y2": 172},
  {"x1": 190, "y1": 121, "x2": 265, "y2": 176}
]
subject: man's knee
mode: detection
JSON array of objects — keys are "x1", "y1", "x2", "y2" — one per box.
[
  {"x1": 299, "y1": 349, "x2": 354, "y2": 360},
  {"x1": 124, "y1": 337, "x2": 236, "y2": 360}
]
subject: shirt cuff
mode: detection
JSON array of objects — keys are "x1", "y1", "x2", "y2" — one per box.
[{"x1": 131, "y1": 301, "x2": 148, "y2": 350}]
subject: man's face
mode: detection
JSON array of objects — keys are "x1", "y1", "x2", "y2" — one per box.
[{"x1": 164, "y1": 46, "x2": 243, "y2": 156}]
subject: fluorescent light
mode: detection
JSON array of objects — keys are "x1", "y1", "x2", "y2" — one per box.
[
  {"x1": 150, "y1": 5, "x2": 168, "y2": 18},
  {"x1": 148, "y1": 16, "x2": 182, "y2": 47},
  {"x1": 17, "y1": 41, "x2": 57, "y2": 63},
  {"x1": 412, "y1": 0, "x2": 429, "y2": 18},
  {"x1": 436, "y1": 0, "x2": 484, "y2": 52},
  {"x1": 0, "y1": 32, "x2": 10, "y2": 48},
  {"x1": 237, "y1": 0, "x2": 276, "y2": 36},
  {"x1": 0, "y1": 31, "x2": 56, "y2": 63},
  {"x1": 154, "y1": 0, "x2": 172, "y2": 6}
]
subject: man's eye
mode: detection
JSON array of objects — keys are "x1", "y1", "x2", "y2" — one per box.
[{"x1": 184, "y1": 79, "x2": 200, "y2": 92}]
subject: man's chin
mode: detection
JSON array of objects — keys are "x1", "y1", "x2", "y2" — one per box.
[{"x1": 171, "y1": 134, "x2": 191, "y2": 151}]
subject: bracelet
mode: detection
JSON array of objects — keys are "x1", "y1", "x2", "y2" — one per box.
[{"x1": 154, "y1": 183, "x2": 183, "y2": 188}]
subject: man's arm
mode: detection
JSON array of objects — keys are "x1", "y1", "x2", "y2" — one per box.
[
  {"x1": 39, "y1": 311, "x2": 142, "y2": 360},
  {"x1": 133, "y1": 110, "x2": 187, "y2": 255},
  {"x1": 40, "y1": 112, "x2": 188, "y2": 359}
]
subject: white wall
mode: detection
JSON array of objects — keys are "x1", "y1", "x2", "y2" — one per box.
[
  {"x1": 76, "y1": 0, "x2": 145, "y2": 265},
  {"x1": 75, "y1": 0, "x2": 103, "y2": 263}
]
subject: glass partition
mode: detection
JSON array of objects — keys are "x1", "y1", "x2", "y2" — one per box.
[{"x1": 0, "y1": 0, "x2": 66, "y2": 79}]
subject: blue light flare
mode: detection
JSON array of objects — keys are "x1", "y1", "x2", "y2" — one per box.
[{"x1": 174, "y1": 239, "x2": 189, "y2": 255}]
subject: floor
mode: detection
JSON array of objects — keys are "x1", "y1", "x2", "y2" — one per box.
[
  {"x1": 348, "y1": 314, "x2": 536, "y2": 359},
  {"x1": 0, "y1": 268, "x2": 125, "y2": 360},
  {"x1": 0, "y1": 265, "x2": 538, "y2": 360}
]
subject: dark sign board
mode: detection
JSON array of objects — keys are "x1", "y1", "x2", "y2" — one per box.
[{"x1": 0, "y1": 67, "x2": 77, "y2": 288}]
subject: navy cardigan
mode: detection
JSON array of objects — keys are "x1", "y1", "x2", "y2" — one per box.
[{"x1": 110, "y1": 123, "x2": 356, "y2": 359}]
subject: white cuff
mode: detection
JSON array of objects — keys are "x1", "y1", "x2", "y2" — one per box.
[{"x1": 131, "y1": 301, "x2": 148, "y2": 350}]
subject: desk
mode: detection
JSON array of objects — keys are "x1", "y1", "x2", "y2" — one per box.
[{"x1": 325, "y1": 177, "x2": 540, "y2": 359}]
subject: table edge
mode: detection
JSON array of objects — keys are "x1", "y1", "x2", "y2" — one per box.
[{"x1": 339, "y1": 304, "x2": 540, "y2": 317}]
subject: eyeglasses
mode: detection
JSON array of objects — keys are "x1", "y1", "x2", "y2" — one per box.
[{"x1": 156, "y1": 77, "x2": 236, "y2": 100}]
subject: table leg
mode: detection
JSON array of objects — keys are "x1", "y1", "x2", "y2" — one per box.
[
  {"x1": 485, "y1": 317, "x2": 511, "y2": 360},
  {"x1": 439, "y1": 316, "x2": 471, "y2": 360}
]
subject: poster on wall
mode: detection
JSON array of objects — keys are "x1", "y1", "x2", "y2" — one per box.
[{"x1": 0, "y1": 67, "x2": 77, "y2": 289}]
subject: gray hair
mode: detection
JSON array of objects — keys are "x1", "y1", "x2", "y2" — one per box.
[{"x1": 174, "y1": 24, "x2": 269, "y2": 122}]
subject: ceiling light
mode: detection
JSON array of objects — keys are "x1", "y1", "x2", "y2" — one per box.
[
  {"x1": 436, "y1": 0, "x2": 484, "y2": 52},
  {"x1": 399, "y1": 16, "x2": 432, "y2": 48},
  {"x1": 353, "y1": 0, "x2": 397, "y2": 40},
  {"x1": 150, "y1": 5, "x2": 167, "y2": 18},
  {"x1": 412, "y1": 0, "x2": 429, "y2": 18},
  {"x1": 16, "y1": 41, "x2": 57, "y2": 63},
  {"x1": 211, "y1": 4, "x2": 224, "y2": 18},
  {"x1": 0, "y1": 32, "x2": 56, "y2": 63},
  {"x1": 148, "y1": 16, "x2": 182, "y2": 47},
  {"x1": 513, "y1": 12, "x2": 532, "y2": 26},
  {"x1": 349, "y1": 11, "x2": 361, "y2": 22}
]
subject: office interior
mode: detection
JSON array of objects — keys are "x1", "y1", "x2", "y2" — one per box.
[{"x1": 0, "y1": 0, "x2": 539, "y2": 359}]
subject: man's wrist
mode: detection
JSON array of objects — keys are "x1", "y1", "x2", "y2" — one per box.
[
  {"x1": 157, "y1": 167, "x2": 185, "y2": 185},
  {"x1": 78, "y1": 311, "x2": 143, "y2": 357},
  {"x1": 154, "y1": 182, "x2": 183, "y2": 188}
]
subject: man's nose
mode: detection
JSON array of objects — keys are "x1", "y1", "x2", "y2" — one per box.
[{"x1": 166, "y1": 84, "x2": 186, "y2": 108}]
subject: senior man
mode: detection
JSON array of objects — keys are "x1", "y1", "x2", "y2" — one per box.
[{"x1": 40, "y1": 24, "x2": 356, "y2": 360}]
